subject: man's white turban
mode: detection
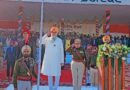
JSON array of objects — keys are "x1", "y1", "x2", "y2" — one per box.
[{"x1": 21, "y1": 45, "x2": 31, "y2": 54}]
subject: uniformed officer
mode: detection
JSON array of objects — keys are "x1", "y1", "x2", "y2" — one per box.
[
  {"x1": 13, "y1": 45, "x2": 37, "y2": 90},
  {"x1": 67, "y1": 38, "x2": 87, "y2": 90},
  {"x1": 86, "y1": 44, "x2": 98, "y2": 86}
]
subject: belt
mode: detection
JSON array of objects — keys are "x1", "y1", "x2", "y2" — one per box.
[
  {"x1": 17, "y1": 76, "x2": 32, "y2": 81},
  {"x1": 73, "y1": 59, "x2": 83, "y2": 62}
]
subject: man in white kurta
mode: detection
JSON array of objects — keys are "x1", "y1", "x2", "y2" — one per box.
[{"x1": 41, "y1": 26, "x2": 64, "y2": 90}]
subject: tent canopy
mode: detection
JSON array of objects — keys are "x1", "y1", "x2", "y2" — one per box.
[{"x1": 0, "y1": 1, "x2": 130, "y2": 24}]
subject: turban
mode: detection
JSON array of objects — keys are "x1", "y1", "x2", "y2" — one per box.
[
  {"x1": 22, "y1": 26, "x2": 31, "y2": 35},
  {"x1": 22, "y1": 27, "x2": 31, "y2": 45},
  {"x1": 50, "y1": 26, "x2": 59, "y2": 33},
  {"x1": 22, "y1": 45, "x2": 31, "y2": 54},
  {"x1": 102, "y1": 35, "x2": 110, "y2": 43}
]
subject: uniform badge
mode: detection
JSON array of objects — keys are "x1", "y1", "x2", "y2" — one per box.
[{"x1": 27, "y1": 72, "x2": 31, "y2": 76}]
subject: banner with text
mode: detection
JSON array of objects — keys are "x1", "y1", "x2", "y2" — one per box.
[{"x1": 44, "y1": 0, "x2": 130, "y2": 5}]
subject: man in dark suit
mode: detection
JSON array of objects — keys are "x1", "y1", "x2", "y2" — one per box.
[{"x1": 5, "y1": 40, "x2": 17, "y2": 80}]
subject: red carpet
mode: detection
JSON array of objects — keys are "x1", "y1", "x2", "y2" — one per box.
[
  {"x1": 0, "y1": 63, "x2": 10, "y2": 88},
  {"x1": 37, "y1": 64, "x2": 86, "y2": 85},
  {"x1": 0, "y1": 64, "x2": 86, "y2": 88}
]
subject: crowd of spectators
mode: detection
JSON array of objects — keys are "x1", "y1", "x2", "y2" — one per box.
[{"x1": 0, "y1": 30, "x2": 129, "y2": 64}]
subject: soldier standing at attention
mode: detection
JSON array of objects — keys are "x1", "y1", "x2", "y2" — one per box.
[
  {"x1": 67, "y1": 38, "x2": 87, "y2": 90},
  {"x1": 13, "y1": 45, "x2": 37, "y2": 90}
]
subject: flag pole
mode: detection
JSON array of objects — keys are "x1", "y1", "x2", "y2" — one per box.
[{"x1": 37, "y1": 0, "x2": 44, "y2": 90}]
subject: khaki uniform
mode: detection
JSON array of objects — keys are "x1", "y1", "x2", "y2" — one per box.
[
  {"x1": 67, "y1": 47, "x2": 86, "y2": 90},
  {"x1": 13, "y1": 57, "x2": 37, "y2": 90}
]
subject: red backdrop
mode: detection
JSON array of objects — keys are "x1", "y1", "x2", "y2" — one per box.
[
  {"x1": 0, "y1": 21, "x2": 130, "y2": 35},
  {"x1": 0, "y1": 21, "x2": 18, "y2": 29},
  {"x1": 103, "y1": 24, "x2": 130, "y2": 35}
]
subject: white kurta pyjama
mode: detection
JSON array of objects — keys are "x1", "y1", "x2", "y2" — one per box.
[{"x1": 41, "y1": 34, "x2": 64, "y2": 76}]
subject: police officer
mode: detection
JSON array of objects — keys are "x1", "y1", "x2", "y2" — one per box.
[
  {"x1": 67, "y1": 38, "x2": 87, "y2": 90},
  {"x1": 13, "y1": 45, "x2": 37, "y2": 90}
]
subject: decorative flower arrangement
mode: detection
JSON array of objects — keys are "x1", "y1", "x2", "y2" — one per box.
[
  {"x1": 98, "y1": 35, "x2": 112, "y2": 57},
  {"x1": 111, "y1": 43, "x2": 130, "y2": 59},
  {"x1": 97, "y1": 35, "x2": 112, "y2": 66},
  {"x1": 96, "y1": 35, "x2": 130, "y2": 66},
  {"x1": 100, "y1": 43, "x2": 112, "y2": 57}
]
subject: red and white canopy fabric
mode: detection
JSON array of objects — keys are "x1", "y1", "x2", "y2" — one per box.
[{"x1": 0, "y1": 1, "x2": 130, "y2": 24}]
